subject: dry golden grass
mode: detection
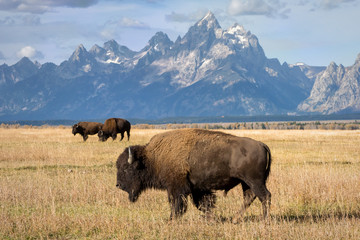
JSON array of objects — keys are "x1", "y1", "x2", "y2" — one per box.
[{"x1": 0, "y1": 128, "x2": 359, "y2": 239}]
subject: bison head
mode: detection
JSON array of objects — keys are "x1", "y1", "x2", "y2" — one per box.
[
  {"x1": 72, "y1": 124, "x2": 82, "y2": 135},
  {"x1": 116, "y1": 146, "x2": 146, "y2": 202},
  {"x1": 97, "y1": 130, "x2": 109, "y2": 142}
]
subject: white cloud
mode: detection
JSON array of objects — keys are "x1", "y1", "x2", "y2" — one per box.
[
  {"x1": 99, "y1": 16, "x2": 150, "y2": 41},
  {"x1": 165, "y1": 10, "x2": 209, "y2": 23},
  {"x1": 318, "y1": 0, "x2": 357, "y2": 10},
  {"x1": 227, "y1": 0, "x2": 290, "y2": 18},
  {"x1": 0, "y1": 0, "x2": 99, "y2": 14},
  {"x1": 0, "y1": 15, "x2": 40, "y2": 26},
  {"x1": 16, "y1": 46, "x2": 44, "y2": 59},
  {"x1": 118, "y1": 17, "x2": 149, "y2": 29}
]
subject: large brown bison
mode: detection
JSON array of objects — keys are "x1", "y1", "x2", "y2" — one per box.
[
  {"x1": 116, "y1": 128, "x2": 271, "y2": 221},
  {"x1": 98, "y1": 118, "x2": 131, "y2": 142},
  {"x1": 72, "y1": 122, "x2": 103, "y2": 141}
]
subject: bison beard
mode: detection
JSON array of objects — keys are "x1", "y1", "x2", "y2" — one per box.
[{"x1": 115, "y1": 129, "x2": 272, "y2": 222}]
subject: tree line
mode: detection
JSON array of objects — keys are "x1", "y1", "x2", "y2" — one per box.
[{"x1": 1, "y1": 121, "x2": 360, "y2": 130}]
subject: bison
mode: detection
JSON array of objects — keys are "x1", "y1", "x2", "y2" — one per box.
[
  {"x1": 72, "y1": 122, "x2": 103, "y2": 141},
  {"x1": 98, "y1": 118, "x2": 131, "y2": 142},
  {"x1": 116, "y1": 128, "x2": 272, "y2": 222}
]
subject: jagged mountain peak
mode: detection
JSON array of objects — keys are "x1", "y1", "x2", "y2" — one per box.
[
  {"x1": 14, "y1": 57, "x2": 37, "y2": 68},
  {"x1": 227, "y1": 23, "x2": 247, "y2": 35},
  {"x1": 196, "y1": 11, "x2": 221, "y2": 30},
  {"x1": 89, "y1": 44, "x2": 104, "y2": 54},
  {"x1": 0, "y1": 57, "x2": 39, "y2": 85},
  {"x1": 91, "y1": 39, "x2": 136, "y2": 63},
  {"x1": 325, "y1": 62, "x2": 345, "y2": 78},
  {"x1": 355, "y1": 53, "x2": 360, "y2": 65},
  {"x1": 104, "y1": 39, "x2": 119, "y2": 51},
  {"x1": 224, "y1": 23, "x2": 254, "y2": 47},
  {"x1": 2, "y1": 12, "x2": 359, "y2": 120},
  {"x1": 75, "y1": 44, "x2": 86, "y2": 52},
  {"x1": 298, "y1": 54, "x2": 360, "y2": 114},
  {"x1": 148, "y1": 32, "x2": 172, "y2": 45},
  {"x1": 328, "y1": 61, "x2": 337, "y2": 67},
  {"x1": 179, "y1": 12, "x2": 223, "y2": 50},
  {"x1": 69, "y1": 44, "x2": 90, "y2": 62}
]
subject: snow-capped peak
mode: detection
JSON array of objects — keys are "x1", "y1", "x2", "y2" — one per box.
[
  {"x1": 227, "y1": 23, "x2": 247, "y2": 35},
  {"x1": 224, "y1": 24, "x2": 250, "y2": 47},
  {"x1": 291, "y1": 62, "x2": 307, "y2": 67}
]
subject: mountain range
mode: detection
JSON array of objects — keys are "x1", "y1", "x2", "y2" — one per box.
[{"x1": 1, "y1": 12, "x2": 359, "y2": 121}]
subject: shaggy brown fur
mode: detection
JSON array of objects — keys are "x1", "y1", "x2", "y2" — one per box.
[
  {"x1": 72, "y1": 122, "x2": 103, "y2": 141},
  {"x1": 116, "y1": 128, "x2": 271, "y2": 221},
  {"x1": 98, "y1": 118, "x2": 131, "y2": 141}
]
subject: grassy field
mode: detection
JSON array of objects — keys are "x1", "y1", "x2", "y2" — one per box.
[{"x1": 0, "y1": 127, "x2": 359, "y2": 239}]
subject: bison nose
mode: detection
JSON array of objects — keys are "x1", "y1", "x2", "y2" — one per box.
[{"x1": 116, "y1": 183, "x2": 120, "y2": 188}]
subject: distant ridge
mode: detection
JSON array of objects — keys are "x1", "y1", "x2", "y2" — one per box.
[
  {"x1": 2, "y1": 113, "x2": 360, "y2": 126},
  {"x1": 0, "y1": 12, "x2": 359, "y2": 121}
]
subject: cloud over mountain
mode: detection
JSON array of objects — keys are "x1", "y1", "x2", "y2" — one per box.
[
  {"x1": 228, "y1": 0, "x2": 290, "y2": 18},
  {"x1": 0, "y1": 12, "x2": 359, "y2": 121},
  {"x1": 16, "y1": 46, "x2": 44, "y2": 60}
]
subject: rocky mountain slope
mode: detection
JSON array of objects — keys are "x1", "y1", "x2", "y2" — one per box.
[
  {"x1": 298, "y1": 54, "x2": 360, "y2": 114},
  {"x1": 0, "y1": 12, "x2": 359, "y2": 120}
]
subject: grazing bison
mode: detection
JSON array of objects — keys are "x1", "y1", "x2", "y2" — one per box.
[
  {"x1": 72, "y1": 122, "x2": 103, "y2": 141},
  {"x1": 98, "y1": 118, "x2": 131, "y2": 142},
  {"x1": 116, "y1": 128, "x2": 271, "y2": 221}
]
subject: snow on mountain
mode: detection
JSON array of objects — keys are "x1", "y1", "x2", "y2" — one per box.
[{"x1": 0, "y1": 12, "x2": 358, "y2": 120}]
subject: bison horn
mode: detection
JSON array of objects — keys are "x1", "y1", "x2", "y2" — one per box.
[{"x1": 128, "y1": 146, "x2": 134, "y2": 164}]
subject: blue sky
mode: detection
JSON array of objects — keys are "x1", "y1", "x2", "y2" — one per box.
[{"x1": 0, "y1": 0, "x2": 359, "y2": 66}]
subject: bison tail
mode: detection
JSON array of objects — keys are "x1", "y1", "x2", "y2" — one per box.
[{"x1": 263, "y1": 143, "x2": 272, "y2": 182}]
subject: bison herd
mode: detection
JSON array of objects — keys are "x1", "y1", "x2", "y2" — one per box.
[
  {"x1": 72, "y1": 118, "x2": 272, "y2": 222},
  {"x1": 72, "y1": 118, "x2": 131, "y2": 142}
]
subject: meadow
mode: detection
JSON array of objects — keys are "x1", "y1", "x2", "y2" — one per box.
[{"x1": 0, "y1": 127, "x2": 359, "y2": 239}]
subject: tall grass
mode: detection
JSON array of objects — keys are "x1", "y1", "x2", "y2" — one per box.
[{"x1": 0, "y1": 128, "x2": 359, "y2": 239}]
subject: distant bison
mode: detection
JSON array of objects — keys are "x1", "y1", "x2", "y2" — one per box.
[
  {"x1": 72, "y1": 122, "x2": 103, "y2": 141},
  {"x1": 116, "y1": 129, "x2": 272, "y2": 221},
  {"x1": 98, "y1": 118, "x2": 131, "y2": 142}
]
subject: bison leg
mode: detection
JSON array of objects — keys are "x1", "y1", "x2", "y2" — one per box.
[
  {"x1": 240, "y1": 181, "x2": 256, "y2": 215},
  {"x1": 192, "y1": 191, "x2": 216, "y2": 215},
  {"x1": 111, "y1": 133, "x2": 117, "y2": 141},
  {"x1": 167, "y1": 185, "x2": 191, "y2": 220},
  {"x1": 120, "y1": 132, "x2": 124, "y2": 141},
  {"x1": 192, "y1": 191, "x2": 217, "y2": 220},
  {"x1": 126, "y1": 130, "x2": 130, "y2": 141},
  {"x1": 247, "y1": 181, "x2": 271, "y2": 220},
  {"x1": 256, "y1": 186, "x2": 271, "y2": 220},
  {"x1": 83, "y1": 134, "x2": 88, "y2": 141},
  {"x1": 168, "y1": 193, "x2": 188, "y2": 220},
  {"x1": 232, "y1": 181, "x2": 256, "y2": 223}
]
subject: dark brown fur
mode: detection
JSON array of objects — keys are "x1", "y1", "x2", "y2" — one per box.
[
  {"x1": 116, "y1": 129, "x2": 271, "y2": 221},
  {"x1": 98, "y1": 118, "x2": 131, "y2": 141},
  {"x1": 72, "y1": 122, "x2": 103, "y2": 141}
]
